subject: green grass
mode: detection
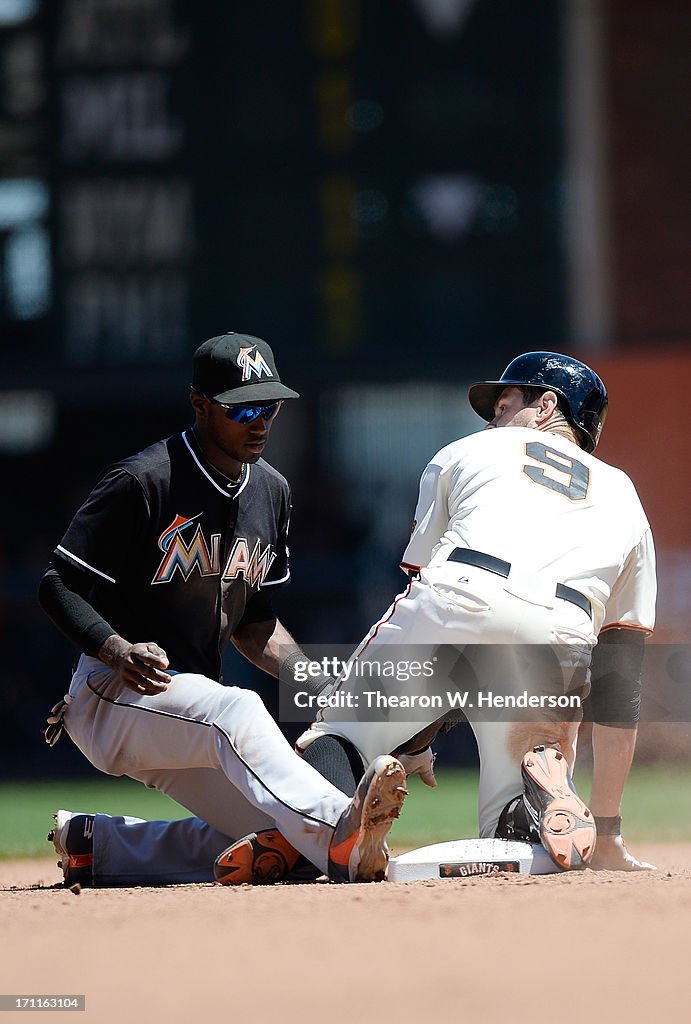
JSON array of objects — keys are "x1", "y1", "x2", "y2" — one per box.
[
  {"x1": 390, "y1": 764, "x2": 691, "y2": 847},
  {"x1": 0, "y1": 779, "x2": 190, "y2": 859},
  {"x1": 2, "y1": 764, "x2": 691, "y2": 859},
  {"x1": 586, "y1": 764, "x2": 691, "y2": 842}
]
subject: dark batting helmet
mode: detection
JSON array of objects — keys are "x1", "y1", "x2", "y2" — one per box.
[{"x1": 468, "y1": 351, "x2": 608, "y2": 453}]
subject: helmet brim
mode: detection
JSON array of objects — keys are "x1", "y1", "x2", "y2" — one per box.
[{"x1": 468, "y1": 381, "x2": 512, "y2": 422}]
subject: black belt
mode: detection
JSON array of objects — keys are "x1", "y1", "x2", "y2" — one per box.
[{"x1": 447, "y1": 548, "x2": 592, "y2": 620}]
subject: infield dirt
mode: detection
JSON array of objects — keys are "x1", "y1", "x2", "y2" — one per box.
[{"x1": 2, "y1": 844, "x2": 688, "y2": 1024}]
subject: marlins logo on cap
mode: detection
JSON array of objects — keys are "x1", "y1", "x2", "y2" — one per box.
[
  {"x1": 237, "y1": 345, "x2": 273, "y2": 382},
  {"x1": 192, "y1": 332, "x2": 300, "y2": 404}
]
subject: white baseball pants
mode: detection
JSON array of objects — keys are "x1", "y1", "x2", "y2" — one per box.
[
  {"x1": 61, "y1": 655, "x2": 349, "y2": 884},
  {"x1": 298, "y1": 560, "x2": 594, "y2": 837}
]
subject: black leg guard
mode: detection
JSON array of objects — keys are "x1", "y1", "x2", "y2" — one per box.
[
  {"x1": 300, "y1": 735, "x2": 364, "y2": 797},
  {"x1": 495, "y1": 795, "x2": 541, "y2": 844}
]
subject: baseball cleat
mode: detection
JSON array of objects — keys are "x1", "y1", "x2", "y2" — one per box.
[
  {"x1": 328, "y1": 754, "x2": 408, "y2": 883},
  {"x1": 47, "y1": 810, "x2": 95, "y2": 887},
  {"x1": 214, "y1": 830, "x2": 301, "y2": 885},
  {"x1": 521, "y1": 746, "x2": 596, "y2": 870}
]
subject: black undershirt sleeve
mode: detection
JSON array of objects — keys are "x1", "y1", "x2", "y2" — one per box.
[
  {"x1": 38, "y1": 560, "x2": 117, "y2": 658},
  {"x1": 588, "y1": 627, "x2": 645, "y2": 727}
]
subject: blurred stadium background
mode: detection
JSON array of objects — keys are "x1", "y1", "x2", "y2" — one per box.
[{"x1": 0, "y1": 0, "x2": 689, "y2": 795}]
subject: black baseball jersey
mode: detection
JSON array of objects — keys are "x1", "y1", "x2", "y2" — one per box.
[{"x1": 53, "y1": 429, "x2": 291, "y2": 680}]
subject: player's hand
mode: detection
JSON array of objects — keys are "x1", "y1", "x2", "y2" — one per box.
[
  {"x1": 590, "y1": 833, "x2": 656, "y2": 871},
  {"x1": 398, "y1": 747, "x2": 438, "y2": 788},
  {"x1": 100, "y1": 636, "x2": 172, "y2": 695}
]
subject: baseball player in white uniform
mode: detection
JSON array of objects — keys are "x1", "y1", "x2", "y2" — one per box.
[{"x1": 221, "y1": 351, "x2": 655, "y2": 878}]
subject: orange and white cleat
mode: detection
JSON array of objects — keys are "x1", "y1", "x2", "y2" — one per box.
[
  {"x1": 214, "y1": 829, "x2": 301, "y2": 885},
  {"x1": 521, "y1": 745, "x2": 596, "y2": 870},
  {"x1": 214, "y1": 754, "x2": 408, "y2": 886}
]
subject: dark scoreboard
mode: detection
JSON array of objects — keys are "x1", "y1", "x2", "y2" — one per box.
[{"x1": 1, "y1": 0, "x2": 563, "y2": 399}]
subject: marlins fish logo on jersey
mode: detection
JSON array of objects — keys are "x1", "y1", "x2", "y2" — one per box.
[
  {"x1": 237, "y1": 345, "x2": 273, "y2": 381},
  {"x1": 153, "y1": 513, "x2": 276, "y2": 587},
  {"x1": 152, "y1": 514, "x2": 221, "y2": 584}
]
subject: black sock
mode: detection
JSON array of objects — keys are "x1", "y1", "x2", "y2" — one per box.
[{"x1": 300, "y1": 735, "x2": 364, "y2": 797}]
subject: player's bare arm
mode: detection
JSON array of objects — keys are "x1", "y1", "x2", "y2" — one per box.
[
  {"x1": 590, "y1": 724, "x2": 654, "y2": 870},
  {"x1": 586, "y1": 626, "x2": 653, "y2": 870},
  {"x1": 231, "y1": 618, "x2": 336, "y2": 696},
  {"x1": 231, "y1": 617, "x2": 300, "y2": 677}
]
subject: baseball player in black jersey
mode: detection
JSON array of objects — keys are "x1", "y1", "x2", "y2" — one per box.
[{"x1": 40, "y1": 333, "x2": 407, "y2": 887}]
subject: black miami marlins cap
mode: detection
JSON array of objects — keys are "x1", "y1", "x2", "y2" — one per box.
[{"x1": 192, "y1": 333, "x2": 300, "y2": 404}]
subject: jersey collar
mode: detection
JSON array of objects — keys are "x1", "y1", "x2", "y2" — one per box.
[{"x1": 182, "y1": 430, "x2": 251, "y2": 500}]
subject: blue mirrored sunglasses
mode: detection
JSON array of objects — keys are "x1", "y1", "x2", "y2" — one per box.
[{"x1": 209, "y1": 397, "x2": 282, "y2": 424}]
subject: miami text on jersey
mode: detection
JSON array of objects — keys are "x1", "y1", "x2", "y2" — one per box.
[
  {"x1": 223, "y1": 538, "x2": 276, "y2": 585},
  {"x1": 152, "y1": 514, "x2": 276, "y2": 587}
]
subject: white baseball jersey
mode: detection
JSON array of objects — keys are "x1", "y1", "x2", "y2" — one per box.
[
  {"x1": 400, "y1": 427, "x2": 656, "y2": 637},
  {"x1": 297, "y1": 426, "x2": 656, "y2": 836}
]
